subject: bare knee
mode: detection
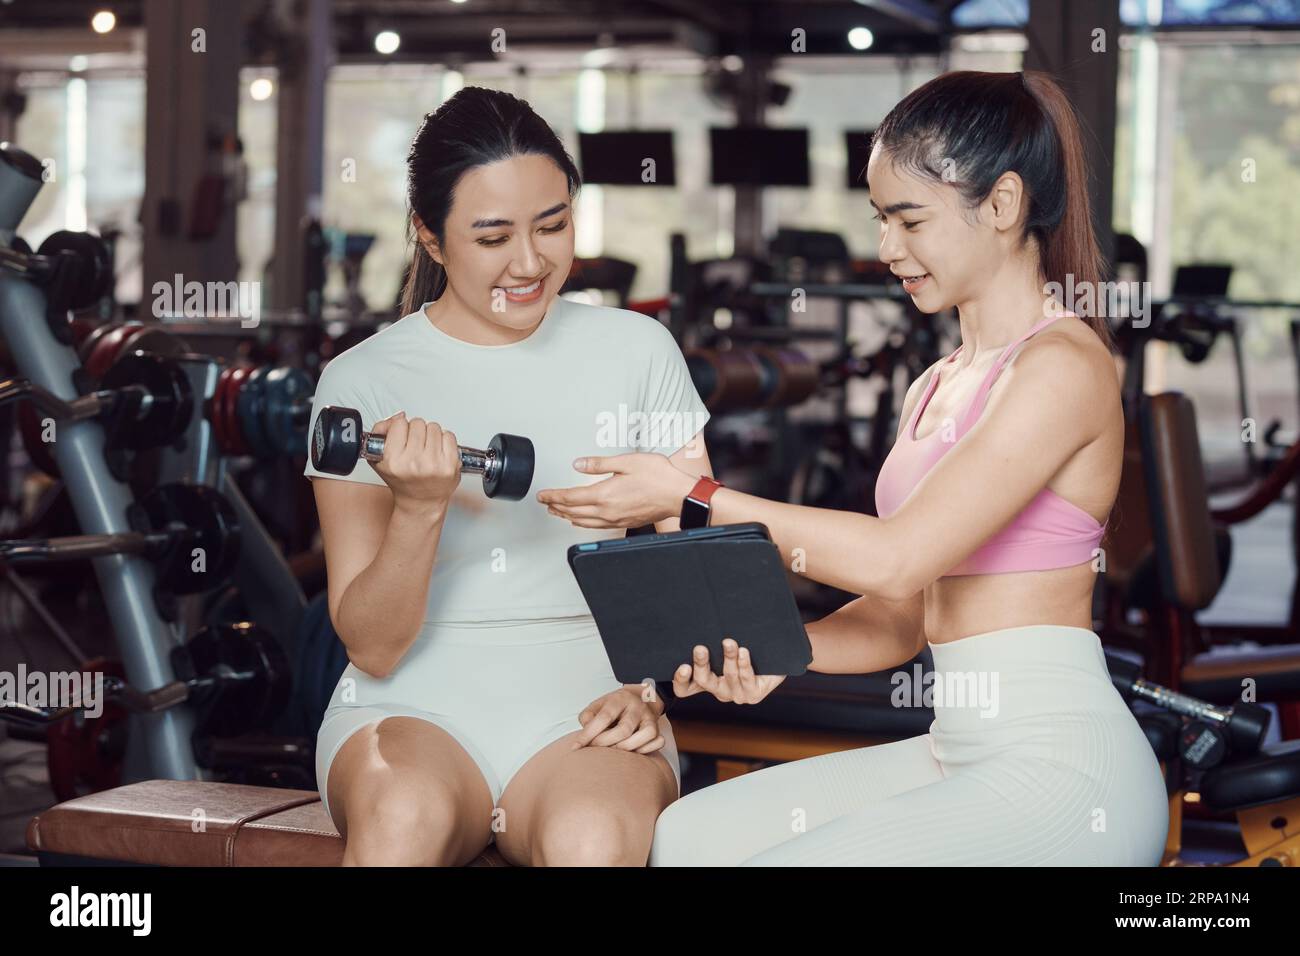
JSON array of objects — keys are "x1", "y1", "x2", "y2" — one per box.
[
  {"x1": 326, "y1": 716, "x2": 492, "y2": 866},
  {"x1": 532, "y1": 802, "x2": 651, "y2": 867},
  {"x1": 343, "y1": 779, "x2": 470, "y2": 866}
]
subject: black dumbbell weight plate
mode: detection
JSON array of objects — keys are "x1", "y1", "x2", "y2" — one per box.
[
  {"x1": 35, "y1": 230, "x2": 113, "y2": 312},
  {"x1": 128, "y1": 482, "x2": 241, "y2": 595},
  {"x1": 484, "y1": 433, "x2": 535, "y2": 500},
  {"x1": 311, "y1": 405, "x2": 365, "y2": 475},
  {"x1": 171, "y1": 622, "x2": 290, "y2": 738},
  {"x1": 100, "y1": 352, "x2": 194, "y2": 449}
]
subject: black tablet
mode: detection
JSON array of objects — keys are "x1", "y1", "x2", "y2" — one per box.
[{"x1": 567, "y1": 522, "x2": 813, "y2": 683}]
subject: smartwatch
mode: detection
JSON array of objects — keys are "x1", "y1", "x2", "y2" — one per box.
[{"x1": 679, "y1": 475, "x2": 724, "y2": 530}]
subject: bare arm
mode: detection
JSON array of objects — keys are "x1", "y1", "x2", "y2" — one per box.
[
  {"x1": 654, "y1": 424, "x2": 927, "y2": 673},
  {"x1": 805, "y1": 591, "x2": 926, "y2": 674},
  {"x1": 314, "y1": 480, "x2": 450, "y2": 678},
  {"x1": 313, "y1": 414, "x2": 463, "y2": 678},
  {"x1": 544, "y1": 375, "x2": 938, "y2": 681},
  {"x1": 698, "y1": 338, "x2": 1108, "y2": 600}
]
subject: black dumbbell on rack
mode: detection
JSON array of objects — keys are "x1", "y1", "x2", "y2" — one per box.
[
  {"x1": 0, "y1": 481, "x2": 240, "y2": 621},
  {"x1": 1107, "y1": 653, "x2": 1271, "y2": 771},
  {"x1": 0, "y1": 227, "x2": 113, "y2": 342},
  {"x1": 0, "y1": 620, "x2": 291, "y2": 801},
  {"x1": 9, "y1": 361, "x2": 193, "y2": 468},
  {"x1": 0, "y1": 621, "x2": 285, "y2": 734},
  {"x1": 310, "y1": 405, "x2": 535, "y2": 500}
]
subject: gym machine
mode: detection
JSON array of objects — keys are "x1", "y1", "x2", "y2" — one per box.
[{"x1": 1108, "y1": 651, "x2": 1300, "y2": 866}]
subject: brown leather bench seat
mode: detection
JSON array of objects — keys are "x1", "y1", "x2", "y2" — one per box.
[
  {"x1": 23, "y1": 653, "x2": 937, "y2": 867},
  {"x1": 25, "y1": 779, "x2": 510, "y2": 867}
]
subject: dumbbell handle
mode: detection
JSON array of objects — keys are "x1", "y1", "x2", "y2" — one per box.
[
  {"x1": 1125, "y1": 678, "x2": 1232, "y2": 725},
  {"x1": 0, "y1": 529, "x2": 177, "y2": 562},
  {"x1": 1109, "y1": 652, "x2": 1234, "y2": 723},
  {"x1": 0, "y1": 376, "x2": 149, "y2": 424},
  {"x1": 356, "y1": 429, "x2": 504, "y2": 482},
  {"x1": 0, "y1": 666, "x2": 256, "y2": 727},
  {"x1": 1123, "y1": 675, "x2": 1269, "y2": 754}
]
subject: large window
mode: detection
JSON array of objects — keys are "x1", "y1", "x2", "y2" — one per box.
[
  {"x1": 954, "y1": 0, "x2": 1300, "y2": 28},
  {"x1": 13, "y1": 83, "x2": 70, "y2": 247},
  {"x1": 86, "y1": 77, "x2": 145, "y2": 304},
  {"x1": 14, "y1": 71, "x2": 145, "y2": 305},
  {"x1": 236, "y1": 68, "x2": 277, "y2": 299},
  {"x1": 307, "y1": 60, "x2": 737, "y2": 308},
  {"x1": 1112, "y1": 33, "x2": 1300, "y2": 472}
]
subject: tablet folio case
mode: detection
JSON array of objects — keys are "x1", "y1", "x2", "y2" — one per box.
[{"x1": 569, "y1": 536, "x2": 812, "y2": 683}]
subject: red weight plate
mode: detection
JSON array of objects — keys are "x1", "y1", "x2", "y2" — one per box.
[
  {"x1": 85, "y1": 322, "x2": 142, "y2": 379},
  {"x1": 76, "y1": 321, "x2": 118, "y2": 366},
  {"x1": 46, "y1": 658, "x2": 127, "y2": 803},
  {"x1": 117, "y1": 325, "x2": 187, "y2": 361},
  {"x1": 213, "y1": 365, "x2": 237, "y2": 455},
  {"x1": 222, "y1": 364, "x2": 252, "y2": 456},
  {"x1": 69, "y1": 318, "x2": 99, "y2": 351},
  {"x1": 208, "y1": 367, "x2": 234, "y2": 453}
]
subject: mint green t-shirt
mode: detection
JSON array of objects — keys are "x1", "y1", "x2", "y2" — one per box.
[{"x1": 303, "y1": 296, "x2": 710, "y2": 624}]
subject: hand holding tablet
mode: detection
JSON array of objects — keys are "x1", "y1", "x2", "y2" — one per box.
[
  {"x1": 567, "y1": 522, "x2": 813, "y2": 688},
  {"x1": 670, "y1": 638, "x2": 787, "y2": 705}
]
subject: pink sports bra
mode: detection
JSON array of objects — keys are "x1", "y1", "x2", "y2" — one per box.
[{"x1": 874, "y1": 313, "x2": 1107, "y2": 576}]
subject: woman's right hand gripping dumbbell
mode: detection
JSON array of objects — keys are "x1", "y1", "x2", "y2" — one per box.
[{"x1": 369, "y1": 412, "x2": 462, "y2": 515}]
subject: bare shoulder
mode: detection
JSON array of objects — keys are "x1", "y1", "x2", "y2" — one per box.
[
  {"x1": 1009, "y1": 316, "x2": 1116, "y2": 382},
  {"x1": 997, "y1": 317, "x2": 1122, "y2": 440}
]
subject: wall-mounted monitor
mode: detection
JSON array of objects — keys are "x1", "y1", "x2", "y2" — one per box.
[
  {"x1": 578, "y1": 131, "x2": 676, "y2": 186},
  {"x1": 709, "y1": 127, "x2": 810, "y2": 187}
]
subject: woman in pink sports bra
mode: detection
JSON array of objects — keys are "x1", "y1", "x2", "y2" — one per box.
[{"x1": 539, "y1": 70, "x2": 1169, "y2": 866}]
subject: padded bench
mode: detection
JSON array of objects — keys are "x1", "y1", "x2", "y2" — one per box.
[
  {"x1": 669, "y1": 659, "x2": 935, "y2": 737},
  {"x1": 25, "y1": 779, "x2": 510, "y2": 867},
  {"x1": 666, "y1": 652, "x2": 935, "y2": 775},
  {"x1": 24, "y1": 661, "x2": 939, "y2": 866}
]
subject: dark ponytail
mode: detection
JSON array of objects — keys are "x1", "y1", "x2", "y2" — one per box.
[
  {"x1": 873, "y1": 70, "x2": 1114, "y2": 353},
  {"x1": 398, "y1": 87, "x2": 582, "y2": 317}
]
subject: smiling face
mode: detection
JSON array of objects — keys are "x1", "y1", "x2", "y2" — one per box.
[
  {"x1": 865, "y1": 144, "x2": 1026, "y2": 313},
  {"x1": 416, "y1": 152, "x2": 575, "y2": 335}
]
